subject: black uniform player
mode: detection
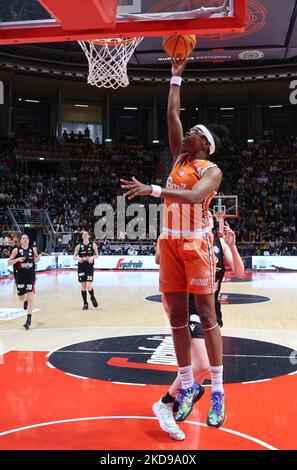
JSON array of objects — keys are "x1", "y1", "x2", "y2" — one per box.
[
  {"x1": 73, "y1": 230, "x2": 99, "y2": 310},
  {"x1": 189, "y1": 227, "x2": 225, "y2": 341},
  {"x1": 153, "y1": 219, "x2": 244, "y2": 439},
  {"x1": 8, "y1": 234, "x2": 40, "y2": 330}
]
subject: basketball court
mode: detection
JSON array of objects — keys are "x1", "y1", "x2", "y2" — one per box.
[
  {"x1": 1, "y1": 269, "x2": 297, "y2": 450},
  {"x1": 1, "y1": 0, "x2": 297, "y2": 454}
]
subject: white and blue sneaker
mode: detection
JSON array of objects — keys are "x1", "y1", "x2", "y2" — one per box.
[{"x1": 153, "y1": 400, "x2": 185, "y2": 441}]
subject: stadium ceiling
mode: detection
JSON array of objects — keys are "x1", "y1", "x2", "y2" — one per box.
[{"x1": 0, "y1": 1, "x2": 297, "y2": 74}]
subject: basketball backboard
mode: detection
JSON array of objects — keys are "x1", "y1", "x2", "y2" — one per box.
[
  {"x1": 0, "y1": 0, "x2": 246, "y2": 45},
  {"x1": 210, "y1": 194, "x2": 239, "y2": 219}
]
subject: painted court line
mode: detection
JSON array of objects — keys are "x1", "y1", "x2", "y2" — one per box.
[{"x1": 0, "y1": 416, "x2": 278, "y2": 450}]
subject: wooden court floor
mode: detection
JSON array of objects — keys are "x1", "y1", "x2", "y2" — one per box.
[{"x1": 0, "y1": 269, "x2": 297, "y2": 450}]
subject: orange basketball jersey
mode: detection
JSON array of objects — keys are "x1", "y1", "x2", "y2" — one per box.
[{"x1": 163, "y1": 154, "x2": 218, "y2": 237}]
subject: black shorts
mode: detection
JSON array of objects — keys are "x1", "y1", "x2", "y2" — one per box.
[
  {"x1": 78, "y1": 263, "x2": 94, "y2": 283},
  {"x1": 15, "y1": 273, "x2": 36, "y2": 296},
  {"x1": 189, "y1": 316, "x2": 204, "y2": 339},
  {"x1": 188, "y1": 293, "x2": 223, "y2": 339}
]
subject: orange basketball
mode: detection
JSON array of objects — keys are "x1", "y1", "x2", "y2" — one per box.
[{"x1": 163, "y1": 34, "x2": 196, "y2": 59}]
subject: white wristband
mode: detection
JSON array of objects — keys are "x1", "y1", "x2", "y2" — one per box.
[
  {"x1": 170, "y1": 76, "x2": 182, "y2": 86},
  {"x1": 151, "y1": 185, "x2": 162, "y2": 198}
]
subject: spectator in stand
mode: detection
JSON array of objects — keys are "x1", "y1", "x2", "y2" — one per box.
[
  {"x1": 1, "y1": 131, "x2": 297, "y2": 256},
  {"x1": 84, "y1": 127, "x2": 90, "y2": 139}
]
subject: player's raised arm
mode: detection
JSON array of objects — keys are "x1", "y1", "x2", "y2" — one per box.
[
  {"x1": 167, "y1": 58, "x2": 188, "y2": 163},
  {"x1": 221, "y1": 222, "x2": 244, "y2": 277}
]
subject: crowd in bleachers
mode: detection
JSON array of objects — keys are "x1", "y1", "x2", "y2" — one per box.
[
  {"x1": 1, "y1": 132, "x2": 297, "y2": 258},
  {"x1": 215, "y1": 133, "x2": 297, "y2": 255}
]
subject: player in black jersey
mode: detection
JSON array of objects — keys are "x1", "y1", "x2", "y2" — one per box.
[
  {"x1": 73, "y1": 230, "x2": 99, "y2": 310},
  {"x1": 8, "y1": 234, "x2": 40, "y2": 330},
  {"x1": 153, "y1": 218, "x2": 244, "y2": 440}
]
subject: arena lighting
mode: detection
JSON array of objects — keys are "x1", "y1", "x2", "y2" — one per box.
[
  {"x1": 247, "y1": 139, "x2": 254, "y2": 143},
  {"x1": 74, "y1": 104, "x2": 89, "y2": 107},
  {"x1": 195, "y1": 108, "x2": 199, "y2": 111},
  {"x1": 220, "y1": 107, "x2": 234, "y2": 110},
  {"x1": 152, "y1": 140, "x2": 160, "y2": 144},
  {"x1": 180, "y1": 108, "x2": 186, "y2": 111},
  {"x1": 25, "y1": 99, "x2": 40, "y2": 103},
  {"x1": 104, "y1": 138, "x2": 112, "y2": 143},
  {"x1": 123, "y1": 107, "x2": 138, "y2": 110},
  {"x1": 24, "y1": 224, "x2": 30, "y2": 227},
  {"x1": 39, "y1": 157, "x2": 45, "y2": 160},
  {"x1": 268, "y1": 105, "x2": 284, "y2": 108}
]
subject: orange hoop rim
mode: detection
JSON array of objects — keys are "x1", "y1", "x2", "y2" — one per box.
[{"x1": 90, "y1": 37, "x2": 137, "y2": 46}]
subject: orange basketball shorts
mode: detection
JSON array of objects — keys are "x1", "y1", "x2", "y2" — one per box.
[{"x1": 159, "y1": 234, "x2": 216, "y2": 295}]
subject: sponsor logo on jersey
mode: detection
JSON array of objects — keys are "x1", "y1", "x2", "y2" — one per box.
[
  {"x1": 195, "y1": 166, "x2": 203, "y2": 176},
  {"x1": 166, "y1": 176, "x2": 187, "y2": 191},
  {"x1": 190, "y1": 278, "x2": 209, "y2": 286}
]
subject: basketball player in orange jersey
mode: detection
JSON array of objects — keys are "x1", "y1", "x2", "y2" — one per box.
[
  {"x1": 8, "y1": 233, "x2": 40, "y2": 330},
  {"x1": 153, "y1": 219, "x2": 244, "y2": 440},
  {"x1": 121, "y1": 58, "x2": 228, "y2": 428},
  {"x1": 73, "y1": 230, "x2": 99, "y2": 310}
]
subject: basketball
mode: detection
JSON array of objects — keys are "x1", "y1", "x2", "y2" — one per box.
[{"x1": 163, "y1": 34, "x2": 196, "y2": 59}]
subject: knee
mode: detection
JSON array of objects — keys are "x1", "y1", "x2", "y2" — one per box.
[
  {"x1": 198, "y1": 307, "x2": 216, "y2": 330},
  {"x1": 168, "y1": 309, "x2": 188, "y2": 328}
]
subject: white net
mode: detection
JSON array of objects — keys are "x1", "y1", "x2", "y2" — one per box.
[{"x1": 78, "y1": 37, "x2": 143, "y2": 89}]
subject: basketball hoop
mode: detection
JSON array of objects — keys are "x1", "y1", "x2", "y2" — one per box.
[
  {"x1": 78, "y1": 36, "x2": 143, "y2": 89},
  {"x1": 211, "y1": 194, "x2": 239, "y2": 237}
]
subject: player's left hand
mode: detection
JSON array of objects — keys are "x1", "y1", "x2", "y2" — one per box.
[
  {"x1": 223, "y1": 221, "x2": 236, "y2": 246},
  {"x1": 88, "y1": 256, "x2": 94, "y2": 264},
  {"x1": 120, "y1": 177, "x2": 153, "y2": 200}
]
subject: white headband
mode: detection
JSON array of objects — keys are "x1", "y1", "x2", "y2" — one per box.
[{"x1": 193, "y1": 124, "x2": 216, "y2": 155}]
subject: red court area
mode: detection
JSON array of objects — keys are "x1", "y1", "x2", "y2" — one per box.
[{"x1": 0, "y1": 350, "x2": 296, "y2": 450}]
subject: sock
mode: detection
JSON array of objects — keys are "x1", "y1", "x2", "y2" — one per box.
[
  {"x1": 209, "y1": 365, "x2": 224, "y2": 394},
  {"x1": 27, "y1": 314, "x2": 32, "y2": 324},
  {"x1": 88, "y1": 289, "x2": 95, "y2": 300},
  {"x1": 81, "y1": 291, "x2": 87, "y2": 303},
  {"x1": 161, "y1": 392, "x2": 175, "y2": 405},
  {"x1": 178, "y1": 365, "x2": 194, "y2": 390}
]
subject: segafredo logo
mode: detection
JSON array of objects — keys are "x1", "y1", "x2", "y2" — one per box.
[
  {"x1": 0, "y1": 308, "x2": 40, "y2": 321},
  {"x1": 115, "y1": 258, "x2": 143, "y2": 269}
]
